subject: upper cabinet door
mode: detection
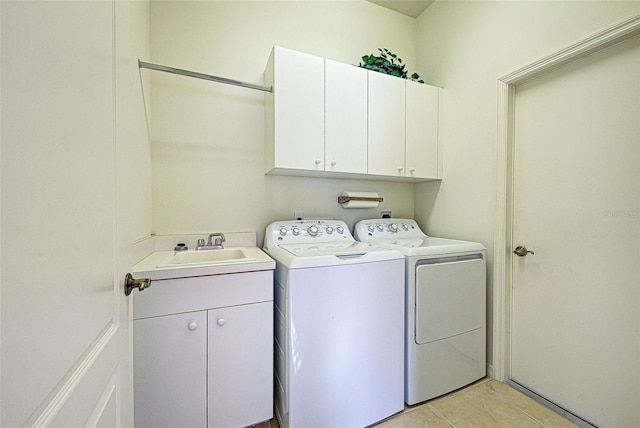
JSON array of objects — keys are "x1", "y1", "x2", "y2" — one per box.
[
  {"x1": 368, "y1": 71, "x2": 406, "y2": 177},
  {"x1": 406, "y1": 81, "x2": 440, "y2": 179},
  {"x1": 325, "y1": 59, "x2": 368, "y2": 174},
  {"x1": 265, "y1": 46, "x2": 325, "y2": 172}
]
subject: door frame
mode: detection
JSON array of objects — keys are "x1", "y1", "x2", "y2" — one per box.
[{"x1": 492, "y1": 14, "x2": 640, "y2": 382}]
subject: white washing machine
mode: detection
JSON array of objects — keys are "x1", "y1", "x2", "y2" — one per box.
[
  {"x1": 264, "y1": 220, "x2": 405, "y2": 428},
  {"x1": 354, "y1": 218, "x2": 486, "y2": 405}
]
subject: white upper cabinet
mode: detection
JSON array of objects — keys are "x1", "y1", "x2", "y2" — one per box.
[
  {"x1": 265, "y1": 46, "x2": 325, "y2": 172},
  {"x1": 406, "y1": 80, "x2": 440, "y2": 179},
  {"x1": 325, "y1": 59, "x2": 368, "y2": 174},
  {"x1": 367, "y1": 70, "x2": 407, "y2": 177},
  {"x1": 264, "y1": 46, "x2": 441, "y2": 182}
]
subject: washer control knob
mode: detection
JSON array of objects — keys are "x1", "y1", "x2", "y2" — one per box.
[
  {"x1": 402, "y1": 224, "x2": 409, "y2": 231},
  {"x1": 292, "y1": 227, "x2": 300, "y2": 235},
  {"x1": 279, "y1": 227, "x2": 287, "y2": 237},
  {"x1": 367, "y1": 225, "x2": 375, "y2": 232},
  {"x1": 308, "y1": 225, "x2": 319, "y2": 236},
  {"x1": 388, "y1": 223, "x2": 399, "y2": 233},
  {"x1": 326, "y1": 226, "x2": 334, "y2": 234},
  {"x1": 376, "y1": 224, "x2": 384, "y2": 232},
  {"x1": 336, "y1": 226, "x2": 344, "y2": 234}
]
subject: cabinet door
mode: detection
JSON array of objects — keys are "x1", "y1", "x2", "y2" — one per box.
[
  {"x1": 325, "y1": 59, "x2": 367, "y2": 174},
  {"x1": 406, "y1": 81, "x2": 440, "y2": 179},
  {"x1": 368, "y1": 71, "x2": 406, "y2": 177},
  {"x1": 270, "y1": 46, "x2": 325, "y2": 171},
  {"x1": 134, "y1": 312, "x2": 207, "y2": 428},
  {"x1": 208, "y1": 302, "x2": 273, "y2": 427}
]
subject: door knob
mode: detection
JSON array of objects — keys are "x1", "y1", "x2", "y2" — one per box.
[
  {"x1": 513, "y1": 246, "x2": 535, "y2": 257},
  {"x1": 124, "y1": 273, "x2": 151, "y2": 296}
]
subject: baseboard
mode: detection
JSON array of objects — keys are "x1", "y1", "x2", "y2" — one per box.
[{"x1": 506, "y1": 380, "x2": 596, "y2": 428}]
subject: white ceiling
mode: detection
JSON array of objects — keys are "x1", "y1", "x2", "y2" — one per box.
[{"x1": 366, "y1": 0, "x2": 434, "y2": 18}]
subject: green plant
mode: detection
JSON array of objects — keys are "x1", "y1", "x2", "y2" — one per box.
[{"x1": 358, "y1": 48, "x2": 424, "y2": 83}]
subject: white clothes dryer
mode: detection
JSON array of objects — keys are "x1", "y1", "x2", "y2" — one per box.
[
  {"x1": 354, "y1": 218, "x2": 486, "y2": 405},
  {"x1": 264, "y1": 220, "x2": 405, "y2": 428}
]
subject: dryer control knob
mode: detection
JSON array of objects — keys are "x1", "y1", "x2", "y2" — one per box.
[
  {"x1": 376, "y1": 224, "x2": 384, "y2": 232},
  {"x1": 388, "y1": 223, "x2": 399, "y2": 233},
  {"x1": 402, "y1": 224, "x2": 409, "y2": 231},
  {"x1": 279, "y1": 227, "x2": 288, "y2": 236},
  {"x1": 367, "y1": 225, "x2": 375, "y2": 232},
  {"x1": 308, "y1": 225, "x2": 319, "y2": 236},
  {"x1": 336, "y1": 226, "x2": 344, "y2": 234},
  {"x1": 326, "y1": 226, "x2": 334, "y2": 234},
  {"x1": 292, "y1": 227, "x2": 300, "y2": 235}
]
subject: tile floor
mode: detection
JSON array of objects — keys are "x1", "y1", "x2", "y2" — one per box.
[
  {"x1": 265, "y1": 378, "x2": 577, "y2": 427},
  {"x1": 374, "y1": 378, "x2": 576, "y2": 427}
]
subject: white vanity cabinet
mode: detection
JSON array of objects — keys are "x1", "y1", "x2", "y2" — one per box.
[
  {"x1": 208, "y1": 302, "x2": 273, "y2": 427},
  {"x1": 264, "y1": 46, "x2": 325, "y2": 173},
  {"x1": 134, "y1": 311, "x2": 208, "y2": 428},
  {"x1": 133, "y1": 270, "x2": 273, "y2": 428}
]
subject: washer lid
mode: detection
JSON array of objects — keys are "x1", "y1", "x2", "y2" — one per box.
[
  {"x1": 265, "y1": 242, "x2": 403, "y2": 268},
  {"x1": 279, "y1": 241, "x2": 373, "y2": 257}
]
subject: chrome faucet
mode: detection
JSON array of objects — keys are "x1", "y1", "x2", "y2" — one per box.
[{"x1": 196, "y1": 233, "x2": 225, "y2": 250}]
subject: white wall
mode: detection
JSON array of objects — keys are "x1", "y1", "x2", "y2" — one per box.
[
  {"x1": 415, "y1": 1, "x2": 640, "y2": 369},
  {"x1": 148, "y1": 1, "x2": 419, "y2": 244},
  {"x1": 122, "y1": 2, "x2": 152, "y2": 244}
]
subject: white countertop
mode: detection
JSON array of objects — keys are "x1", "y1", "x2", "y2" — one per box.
[{"x1": 132, "y1": 233, "x2": 275, "y2": 281}]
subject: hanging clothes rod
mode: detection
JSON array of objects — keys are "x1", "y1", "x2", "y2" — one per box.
[{"x1": 138, "y1": 60, "x2": 273, "y2": 93}]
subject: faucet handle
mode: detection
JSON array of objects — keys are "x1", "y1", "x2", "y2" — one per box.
[
  {"x1": 205, "y1": 233, "x2": 226, "y2": 248},
  {"x1": 197, "y1": 238, "x2": 205, "y2": 246}
]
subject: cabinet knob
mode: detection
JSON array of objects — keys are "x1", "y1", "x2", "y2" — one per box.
[
  {"x1": 216, "y1": 318, "x2": 226, "y2": 326},
  {"x1": 314, "y1": 159, "x2": 321, "y2": 165},
  {"x1": 188, "y1": 321, "x2": 198, "y2": 331},
  {"x1": 331, "y1": 160, "x2": 337, "y2": 166},
  {"x1": 397, "y1": 166, "x2": 404, "y2": 172},
  {"x1": 409, "y1": 167, "x2": 415, "y2": 173}
]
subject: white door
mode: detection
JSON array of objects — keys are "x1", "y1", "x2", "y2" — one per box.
[
  {"x1": 511, "y1": 36, "x2": 639, "y2": 427},
  {"x1": 1, "y1": 2, "x2": 137, "y2": 426}
]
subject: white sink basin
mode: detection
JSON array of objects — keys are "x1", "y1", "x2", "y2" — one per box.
[
  {"x1": 132, "y1": 236, "x2": 275, "y2": 281},
  {"x1": 156, "y1": 248, "x2": 255, "y2": 268}
]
